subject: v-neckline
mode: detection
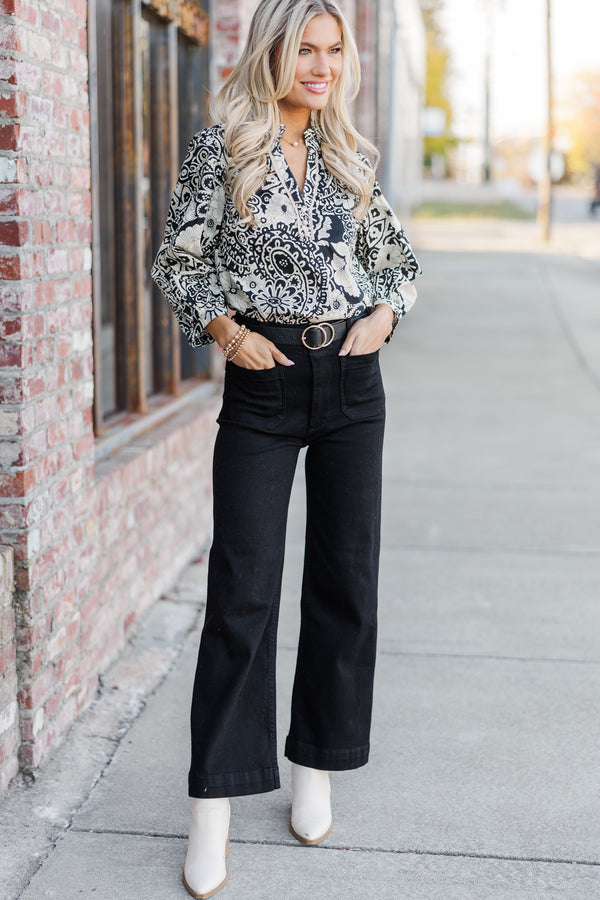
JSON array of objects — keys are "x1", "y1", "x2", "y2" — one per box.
[
  {"x1": 275, "y1": 126, "x2": 319, "y2": 201},
  {"x1": 280, "y1": 146, "x2": 308, "y2": 197}
]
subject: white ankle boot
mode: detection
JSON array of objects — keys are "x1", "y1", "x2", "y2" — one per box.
[
  {"x1": 290, "y1": 763, "x2": 332, "y2": 845},
  {"x1": 183, "y1": 797, "x2": 230, "y2": 899}
]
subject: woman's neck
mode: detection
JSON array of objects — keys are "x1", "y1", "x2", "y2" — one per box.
[{"x1": 278, "y1": 105, "x2": 312, "y2": 143}]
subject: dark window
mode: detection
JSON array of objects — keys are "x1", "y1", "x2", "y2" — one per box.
[{"x1": 89, "y1": 0, "x2": 211, "y2": 434}]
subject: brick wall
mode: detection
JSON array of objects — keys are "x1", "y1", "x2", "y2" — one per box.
[
  {"x1": 354, "y1": 0, "x2": 377, "y2": 144},
  {"x1": 0, "y1": 545, "x2": 18, "y2": 791},
  {"x1": 0, "y1": 0, "x2": 96, "y2": 774},
  {"x1": 0, "y1": 0, "x2": 219, "y2": 786},
  {"x1": 210, "y1": 0, "x2": 244, "y2": 91}
]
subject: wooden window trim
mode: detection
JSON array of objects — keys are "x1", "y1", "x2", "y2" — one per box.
[{"x1": 90, "y1": 0, "x2": 210, "y2": 436}]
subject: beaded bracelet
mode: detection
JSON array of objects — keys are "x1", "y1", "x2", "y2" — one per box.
[
  {"x1": 224, "y1": 326, "x2": 248, "y2": 361},
  {"x1": 222, "y1": 325, "x2": 248, "y2": 360},
  {"x1": 228, "y1": 327, "x2": 250, "y2": 362}
]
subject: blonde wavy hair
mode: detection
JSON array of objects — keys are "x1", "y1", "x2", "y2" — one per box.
[{"x1": 213, "y1": 0, "x2": 378, "y2": 223}]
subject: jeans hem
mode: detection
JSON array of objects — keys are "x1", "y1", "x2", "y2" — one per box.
[
  {"x1": 188, "y1": 765, "x2": 280, "y2": 799},
  {"x1": 284, "y1": 736, "x2": 370, "y2": 771}
]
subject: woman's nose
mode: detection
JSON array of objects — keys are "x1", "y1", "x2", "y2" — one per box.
[{"x1": 312, "y1": 53, "x2": 330, "y2": 75}]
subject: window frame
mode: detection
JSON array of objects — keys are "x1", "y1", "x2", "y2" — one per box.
[{"x1": 89, "y1": 0, "x2": 211, "y2": 437}]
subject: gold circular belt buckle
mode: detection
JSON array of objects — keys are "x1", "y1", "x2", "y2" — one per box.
[{"x1": 301, "y1": 323, "x2": 335, "y2": 350}]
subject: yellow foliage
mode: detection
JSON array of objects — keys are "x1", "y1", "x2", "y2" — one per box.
[
  {"x1": 560, "y1": 71, "x2": 600, "y2": 176},
  {"x1": 423, "y1": 2, "x2": 456, "y2": 162}
]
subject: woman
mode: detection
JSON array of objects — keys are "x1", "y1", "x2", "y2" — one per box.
[{"x1": 152, "y1": 1, "x2": 420, "y2": 896}]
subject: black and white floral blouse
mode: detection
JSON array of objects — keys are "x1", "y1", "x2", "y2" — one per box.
[{"x1": 151, "y1": 124, "x2": 421, "y2": 347}]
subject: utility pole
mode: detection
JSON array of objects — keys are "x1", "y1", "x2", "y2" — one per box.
[
  {"x1": 537, "y1": 0, "x2": 553, "y2": 241},
  {"x1": 482, "y1": 3, "x2": 492, "y2": 182}
]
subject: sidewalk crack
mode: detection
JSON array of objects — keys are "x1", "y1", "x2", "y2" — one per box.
[{"x1": 67, "y1": 827, "x2": 600, "y2": 868}]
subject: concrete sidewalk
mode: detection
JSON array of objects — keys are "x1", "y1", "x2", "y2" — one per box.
[{"x1": 3, "y1": 223, "x2": 600, "y2": 899}]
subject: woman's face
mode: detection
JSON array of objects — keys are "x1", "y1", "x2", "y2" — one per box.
[{"x1": 278, "y1": 14, "x2": 343, "y2": 117}]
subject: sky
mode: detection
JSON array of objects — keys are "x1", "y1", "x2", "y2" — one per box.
[{"x1": 439, "y1": 0, "x2": 600, "y2": 141}]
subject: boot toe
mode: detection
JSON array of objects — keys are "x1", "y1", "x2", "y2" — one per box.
[{"x1": 182, "y1": 866, "x2": 228, "y2": 899}]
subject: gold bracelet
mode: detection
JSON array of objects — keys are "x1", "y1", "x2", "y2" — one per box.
[
  {"x1": 222, "y1": 325, "x2": 247, "y2": 359},
  {"x1": 228, "y1": 328, "x2": 250, "y2": 362}
]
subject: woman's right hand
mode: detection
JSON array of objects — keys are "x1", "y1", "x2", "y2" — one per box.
[{"x1": 205, "y1": 315, "x2": 294, "y2": 369}]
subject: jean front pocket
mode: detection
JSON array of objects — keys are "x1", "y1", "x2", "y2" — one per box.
[
  {"x1": 340, "y1": 351, "x2": 385, "y2": 420},
  {"x1": 218, "y1": 363, "x2": 286, "y2": 431}
]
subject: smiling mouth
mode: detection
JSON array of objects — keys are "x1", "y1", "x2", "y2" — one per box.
[{"x1": 302, "y1": 82, "x2": 330, "y2": 93}]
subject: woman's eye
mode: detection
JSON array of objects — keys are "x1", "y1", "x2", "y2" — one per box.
[
  {"x1": 299, "y1": 48, "x2": 311, "y2": 56},
  {"x1": 329, "y1": 47, "x2": 342, "y2": 54}
]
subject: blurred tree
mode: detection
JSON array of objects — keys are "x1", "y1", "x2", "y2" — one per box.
[
  {"x1": 422, "y1": 0, "x2": 457, "y2": 174},
  {"x1": 561, "y1": 71, "x2": 600, "y2": 178}
]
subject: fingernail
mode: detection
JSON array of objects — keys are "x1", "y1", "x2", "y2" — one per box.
[
  {"x1": 286, "y1": 360, "x2": 295, "y2": 366},
  {"x1": 338, "y1": 349, "x2": 348, "y2": 356}
]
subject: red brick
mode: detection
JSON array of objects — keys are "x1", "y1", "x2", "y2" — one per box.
[
  {"x1": 20, "y1": 126, "x2": 44, "y2": 155},
  {"x1": 0, "y1": 282, "x2": 28, "y2": 313},
  {"x1": 44, "y1": 190, "x2": 66, "y2": 215},
  {"x1": 0, "y1": 90, "x2": 26, "y2": 118},
  {"x1": 0, "y1": 0, "x2": 38, "y2": 25},
  {"x1": 53, "y1": 590, "x2": 75, "y2": 625},
  {"x1": 0, "y1": 221, "x2": 27, "y2": 246},
  {"x1": 35, "y1": 337, "x2": 55, "y2": 365},
  {"x1": 0, "y1": 642, "x2": 16, "y2": 676},
  {"x1": 16, "y1": 188, "x2": 44, "y2": 216},
  {"x1": 68, "y1": 0, "x2": 87, "y2": 20},
  {"x1": 15, "y1": 157, "x2": 28, "y2": 183},
  {"x1": 34, "y1": 279, "x2": 56, "y2": 307},
  {"x1": 73, "y1": 275, "x2": 91, "y2": 299},
  {"x1": 13, "y1": 59, "x2": 41, "y2": 91},
  {"x1": 46, "y1": 249, "x2": 69, "y2": 275},
  {"x1": 17, "y1": 664, "x2": 54, "y2": 710},
  {"x1": 0, "y1": 188, "x2": 17, "y2": 214},
  {"x1": 53, "y1": 162, "x2": 68, "y2": 186},
  {"x1": 0, "y1": 123, "x2": 19, "y2": 150},
  {"x1": 28, "y1": 94, "x2": 53, "y2": 124},
  {"x1": 32, "y1": 221, "x2": 53, "y2": 245},
  {"x1": 1, "y1": 608, "x2": 15, "y2": 645},
  {"x1": 0, "y1": 341, "x2": 24, "y2": 365},
  {"x1": 26, "y1": 31, "x2": 51, "y2": 63},
  {"x1": 41, "y1": 8, "x2": 61, "y2": 35},
  {"x1": 0, "y1": 314, "x2": 21, "y2": 339},
  {"x1": 0, "y1": 468, "x2": 35, "y2": 497},
  {"x1": 19, "y1": 740, "x2": 44, "y2": 769},
  {"x1": 0, "y1": 23, "x2": 23, "y2": 52},
  {"x1": 42, "y1": 684, "x2": 64, "y2": 720},
  {"x1": 56, "y1": 218, "x2": 74, "y2": 243},
  {"x1": 69, "y1": 47, "x2": 88, "y2": 80}
]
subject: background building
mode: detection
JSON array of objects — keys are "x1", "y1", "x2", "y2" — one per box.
[{"x1": 0, "y1": 0, "x2": 424, "y2": 793}]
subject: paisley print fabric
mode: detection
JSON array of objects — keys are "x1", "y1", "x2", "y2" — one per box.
[{"x1": 151, "y1": 124, "x2": 421, "y2": 347}]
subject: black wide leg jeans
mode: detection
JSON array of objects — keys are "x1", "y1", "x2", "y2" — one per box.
[{"x1": 188, "y1": 316, "x2": 386, "y2": 799}]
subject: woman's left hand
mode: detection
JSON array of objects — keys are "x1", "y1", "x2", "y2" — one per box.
[{"x1": 338, "y1": 304, "x2": 395, "y2": 356}]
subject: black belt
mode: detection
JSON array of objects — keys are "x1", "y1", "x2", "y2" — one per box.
[{"x1": 235, "y1": 312, "x2": 368, "y2": 350}]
